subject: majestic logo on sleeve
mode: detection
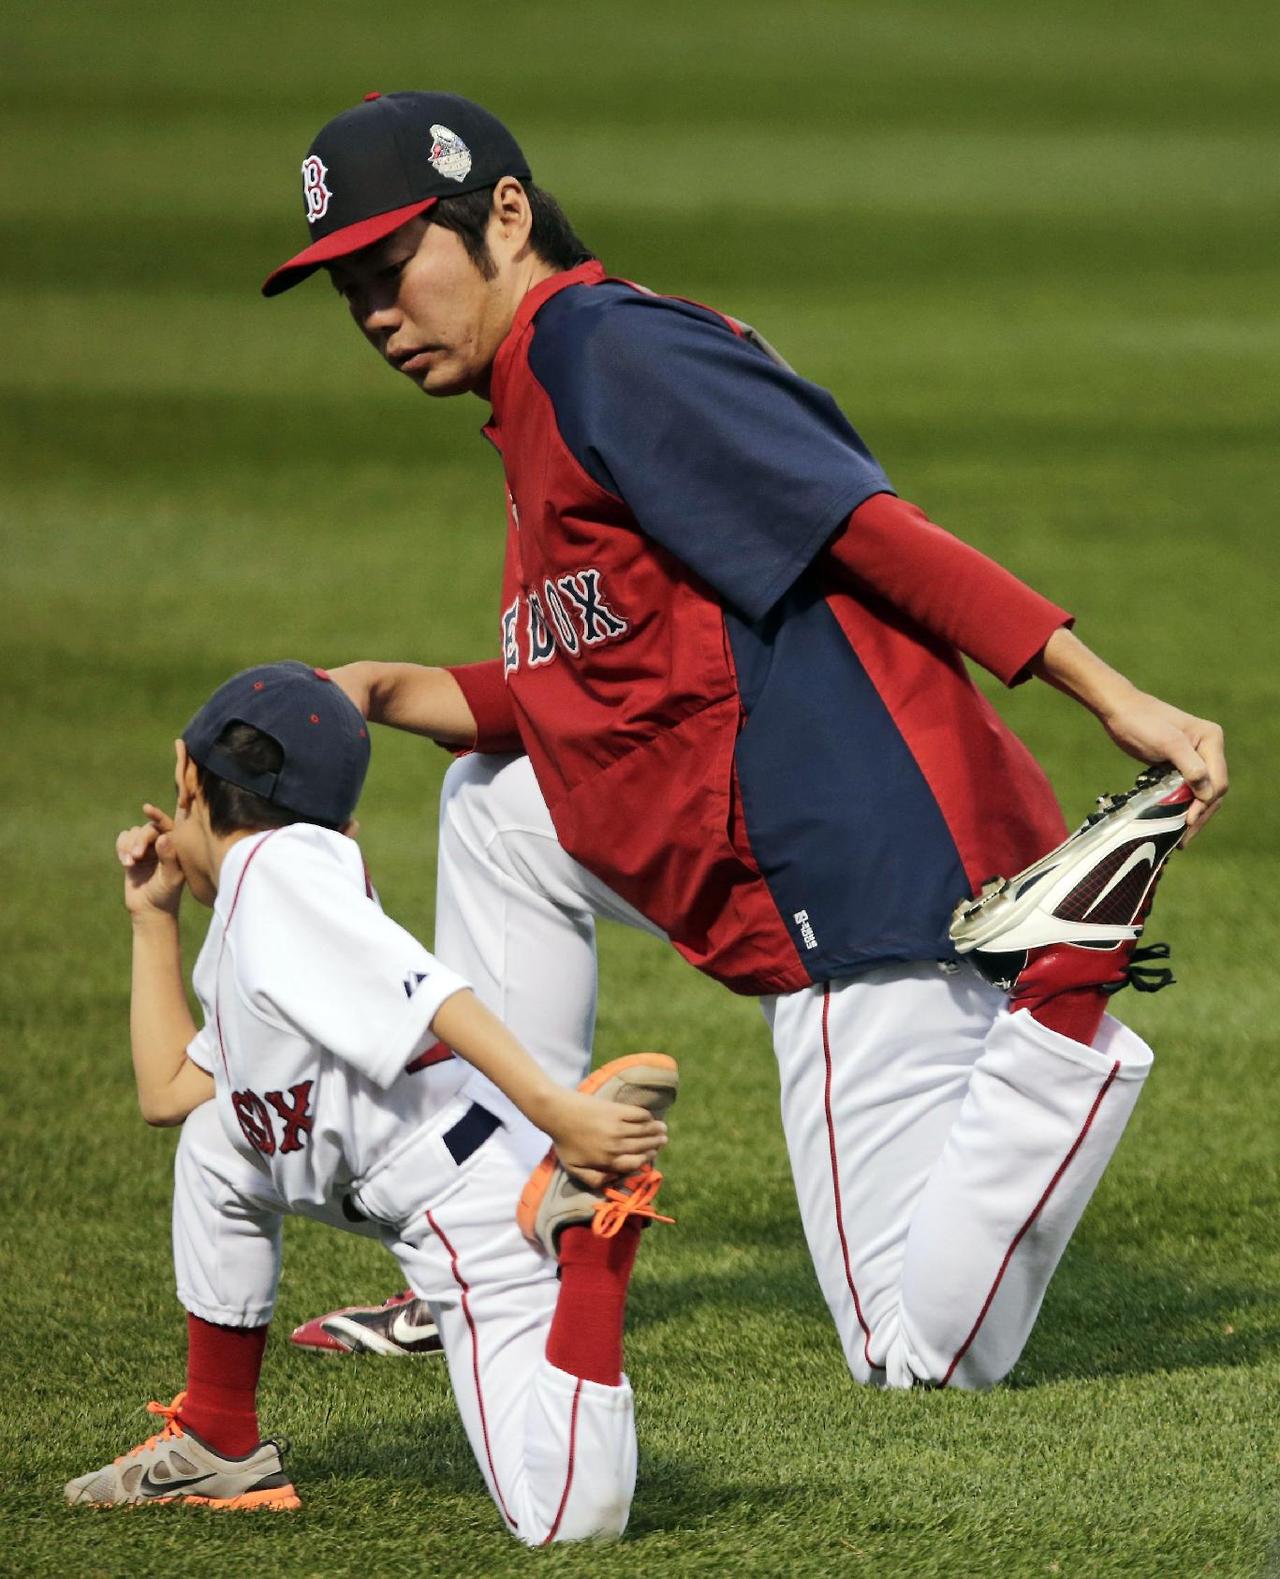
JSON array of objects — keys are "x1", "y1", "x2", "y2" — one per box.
[
  {"x1": 301, "y1": 156, "x2": 332, "y2": 223},
  {"x1": 428, "y1": 124, "x2": 472, "y2": 182},
  {"x1": 502, "y1": 568, "x2": 630, "y2": 676}
]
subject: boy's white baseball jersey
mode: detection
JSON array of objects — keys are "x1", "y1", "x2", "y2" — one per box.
[
  {"x1": 175, "y1": 823, "x2": 638, "y2": 1543},
  {"x1": 184, "y1": 825, "x2": 471, "y2": 1210},
  {"x1": 436, "y1": 751, "x2": 1154, "y2": 1390}
]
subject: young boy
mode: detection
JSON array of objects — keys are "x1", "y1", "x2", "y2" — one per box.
[{"x1": 67, "y1": 660, "x2": 677, "y2": 1544}]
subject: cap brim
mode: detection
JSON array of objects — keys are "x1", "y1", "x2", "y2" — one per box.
[{"x1": 261, "y1": 197, "x2": 439, "y2": 297}]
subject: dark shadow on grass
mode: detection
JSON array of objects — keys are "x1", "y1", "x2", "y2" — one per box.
[
  {"x1": 301, "y1": 1407, "x2": 481, "y2": 1495},
  {"x1": 630, "y1": 1261, "x2": 828, "y2": 1330},
  {"x1": 302, "y1": 1416, "x2": 786, "y2": 1539},
  {"x1": 1010, "y1": 1247, "x2": 1280, "y2": 1385},
  {"x1": 633, "y1": 1249, "x2": 1280, "y2": 1386},
  {"x1": 626, "y1": 1457, "x2": 800, "y2": 1537},
  {"x1": 8, "y1": 388, "x2": 1265, "y2": 494},
  {"x1": 5, "y1": 209, "x2": 1268, "y2": 298}
]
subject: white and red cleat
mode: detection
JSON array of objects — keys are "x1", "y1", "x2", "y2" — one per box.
[
  {"x1": 950, "y1": 765, "x2": 1194, "y2": 1002},
  {"x1": 289, "y1": 1290, "x2": 443, "y2": 1357}
]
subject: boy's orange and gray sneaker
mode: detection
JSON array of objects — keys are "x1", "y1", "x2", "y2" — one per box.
[
  {"x1": 289, "y1": 1289, "x2": 443, "y2": 1356},
  {"x1": 949, "y1": 765, "x2": 1193, "y2": 1001},
  {"x1": 518, "y1": 1053, "x2": 679, "y2": 1257},
  {"x1": 64, "y1": 1393, "x2": 300, "y2": 1510}
]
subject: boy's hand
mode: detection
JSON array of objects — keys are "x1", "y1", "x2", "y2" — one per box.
[
  {"x1": 542, "y1": 1088, "x2": 668, "y2": 1190},
  {"x1": 116, "y1": 805, "x2": 185, "y2": 918}
]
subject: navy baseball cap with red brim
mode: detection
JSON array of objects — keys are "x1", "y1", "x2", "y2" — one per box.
[
  {"x1": 183, "y1": 661, "x2": 371, "y2": 827},
  {"x1": 262, "y1": 91, "x2": 531, "y2": 297}
]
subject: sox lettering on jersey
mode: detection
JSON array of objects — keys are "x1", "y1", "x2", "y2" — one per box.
[
  {"x1": 526, "y1": 589, "x2": 557, "y2": 668},
  {"x1": 232, "y1": 1089, "x2": 276, "y2": 1155},
  {"x1": 502, "y1": 568, "x2": 629, "y2": 676},
  {"x1": 233, "y1": 1081, "x2": 315, "y2": 1156},
  {"x1": 542, "y1": 580, "x2": 580, "y2": 653},
  {"x1": 266, "y1": 1081, "x2": 316, "y2": 1154}
]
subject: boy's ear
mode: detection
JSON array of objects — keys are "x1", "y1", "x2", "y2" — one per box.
[{"x1": 174, "y1": 739, "x2": 200, "y2": 810}]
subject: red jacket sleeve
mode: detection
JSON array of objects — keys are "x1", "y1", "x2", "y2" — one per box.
[
  {"x1": 444, "y1": 661, "x2": 525, "y2": 755},
  {"x1": 823, "y1": 493, "x2": 1072, "y2": 686}
]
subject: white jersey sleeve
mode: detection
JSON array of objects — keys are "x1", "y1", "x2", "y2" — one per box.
[
  {"x1": 185, "y1": 1021, "x2": 219, "y2": 1075},
  {"x1": 233, "y1": 827, "x2": 469, "y2": 1089}
]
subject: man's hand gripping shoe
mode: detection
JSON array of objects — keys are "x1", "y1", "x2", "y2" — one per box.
[{"x1": 949, "y1": 765, "x2": 1194, "y2": 1002}]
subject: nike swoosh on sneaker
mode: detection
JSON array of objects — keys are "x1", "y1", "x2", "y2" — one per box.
[
  {"x1": 390, "y1": 1309, "x2": 439, "y2": 1348},
  {"x1": 1083, "y1": 842, "x2": 1156, "y2": 920},
  {"x1": 139, "y1": 1467, "x2": 217, "y2": 1497}
]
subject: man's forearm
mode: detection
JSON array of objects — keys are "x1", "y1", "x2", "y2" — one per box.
[
  {"x1": 1029, "y1": 627, "x2": 1227, "y2": 836},
  {"x1": 130, "y1": 912, "x2": 207, "y2": 1124},
  {"x1": 333, "y1": 659, "x2": 526, "y2": 755},
  {"x1": 1029, "y1": 627, "x2": 1140, "y2": 721},
  {"x1": 825, "y1": 494, "x2": 1072, "y2": 686},
  {"x1": 346, "y1": 662, "x2": 479, "y2": 747}
]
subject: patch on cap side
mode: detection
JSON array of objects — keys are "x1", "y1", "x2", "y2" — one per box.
[{"x1": 428, "y1": 123, "x2": 472, "y2": 182}]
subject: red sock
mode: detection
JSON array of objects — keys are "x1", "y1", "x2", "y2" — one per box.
[
  {"x1": 178, "y1": 1314, "x2": 269, "y2": 1457},
  {"x1": 1008, "y1": 942, "x2": 1120, "y2": 1047},
  {"x1": 1026, "y1": 987, "x2": 1108, "y2": 1047},
  {"x1": 544, "y1": 1221, "x2": 642, "y2": 1387}
]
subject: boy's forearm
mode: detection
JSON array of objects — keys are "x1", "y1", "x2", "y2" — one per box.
[
  {"x1": 355, "y1": 663, "x2": 478, "y2": 747},
  {"x1": 430, "y1": 990, "x2": 560, "y2": 1131},
  {"x1": 130, "y1": 912, "x2": 208, "y2": 1124}
]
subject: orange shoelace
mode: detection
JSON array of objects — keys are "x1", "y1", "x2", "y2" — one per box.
[
  {"x1": 114, "y1": 1392, "x2": 186, "y2": 1465},
  {"x1": 592, "y1": 1164, "x2": 675, "y2": 1238}
]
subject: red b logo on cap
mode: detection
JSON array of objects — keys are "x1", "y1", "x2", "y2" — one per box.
[{"x1": 302, "y1": 155, "x2": 331, "y2": 224}]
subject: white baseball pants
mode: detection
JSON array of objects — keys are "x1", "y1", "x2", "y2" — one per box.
[
  {"x1": 173, "y1": 1097, "x2": 636, "y2": 1543},
  {"x1": 436, "y1": 752, "x2": 1154, "y2": 1390}
]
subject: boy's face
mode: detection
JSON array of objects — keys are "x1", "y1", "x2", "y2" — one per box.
[{"x1": 327, "y1": 179, "x2": 547, "y2": 399}]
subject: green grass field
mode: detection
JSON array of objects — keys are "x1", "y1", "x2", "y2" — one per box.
[{"x1": 2, "y1": 2, "x2": 1278, "y2": 1573}]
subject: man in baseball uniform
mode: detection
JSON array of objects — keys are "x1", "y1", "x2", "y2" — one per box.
[
  {"x1": 68, "y1": 661, "x2": 676, "y2": 1541},
  {"x1": 263, "y1": 95, "x2": 1228, "y2": 1388}
]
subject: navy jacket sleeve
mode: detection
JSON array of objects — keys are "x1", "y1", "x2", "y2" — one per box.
[{"x1": 528, "y1": 288, "x2": 893, "y2": 620}]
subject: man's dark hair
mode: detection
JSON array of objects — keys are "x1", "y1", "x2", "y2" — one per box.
[
  {"x1": 430, "y1": 180, "x2": 594, "y2": 279},
  {"x1": 195, "y1": 721, "x2": 306, "y2": 837}
]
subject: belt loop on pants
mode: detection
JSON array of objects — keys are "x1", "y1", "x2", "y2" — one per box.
[{"x1": 442, "y1": 1101, "x2": 503, "y2": 1165}]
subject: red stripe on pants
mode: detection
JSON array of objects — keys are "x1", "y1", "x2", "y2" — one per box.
[
  {"x1": 426, "y1": 1209, "x2": 518, "y2": 1532},
  {"x1": 940, "y1": 1060, "x2": 1121, "y2": 1387},
  {"x1": 541, "y1": 1378, "x2": 583, "y2": 1545}
]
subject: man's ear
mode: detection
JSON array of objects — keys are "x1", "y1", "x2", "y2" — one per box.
[
  {"x1": 490, "y1": 176, "x2": 534, "y2": 255},
  {"x1": 174, "y1": 739, "x2": 200, "y2": 812}
]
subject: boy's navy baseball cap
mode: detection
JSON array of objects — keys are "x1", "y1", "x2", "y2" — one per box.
[
  {"x1": 183, "y1": 661, "x2": 371, "y2": 828},
  {"x1": 262, "y1": 91, "x2": 531, "y2": 296}
]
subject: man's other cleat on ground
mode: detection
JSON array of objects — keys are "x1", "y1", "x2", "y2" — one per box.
[
  {"x1": 64, "y1": 1393, "x2": 300, "y2": 1510},
  {"x1": 518, "y1": 1052, "x2": 679, "y2": 1257},
  {"x1": 949, "y1": 765, "x2": 1193, "y2": 997},
  {"x1": 289, "y1": 1289, "x2": 444, "y2": 1356}
]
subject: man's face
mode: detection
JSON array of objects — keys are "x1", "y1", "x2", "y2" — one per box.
[{"x1": 328, "y1": 214, "x2": 514, "y2": 398}]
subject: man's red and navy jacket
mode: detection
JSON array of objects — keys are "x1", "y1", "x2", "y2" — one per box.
[{"x1": 450, "y1": 262, "x2": 1069, "y2": 997}]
